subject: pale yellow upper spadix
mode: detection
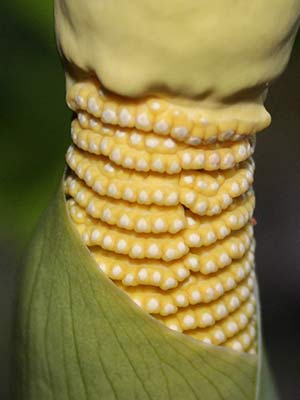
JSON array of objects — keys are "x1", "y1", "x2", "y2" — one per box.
[{"x1": 55, "y1": 0, "x2": 299, "y2": 104}]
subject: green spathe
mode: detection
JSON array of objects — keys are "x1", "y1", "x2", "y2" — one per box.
[{"x1": 16, "y1": 179, "x2": 277, "y2": 400}]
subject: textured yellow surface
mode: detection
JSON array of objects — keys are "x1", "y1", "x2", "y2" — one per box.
[
  {"x1": 65, "y1": 80, "x2": 260, "y2": 353},
  {"x1": 67, "y1": 80, "x2": 266, "y2": 144}
]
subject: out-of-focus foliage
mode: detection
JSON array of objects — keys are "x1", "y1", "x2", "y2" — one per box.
[
  {"x1": 0, "y1": 2, "x2": 70, "y2": 248},
  {"x1": 4, "y1": 1, "x2": 53, "y2": 43}
]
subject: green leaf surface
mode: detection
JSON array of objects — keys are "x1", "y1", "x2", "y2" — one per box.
[{"x1": 16, "y1": 179, "x2": 277, "y2": 399}]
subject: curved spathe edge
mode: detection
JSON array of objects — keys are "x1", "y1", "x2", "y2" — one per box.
[
  {"x1": 255, "y1": 283, "x2": 280, "y2": 400},
  {"x1": 15, "y1": 176, "x2": 276, "y2": 400}
]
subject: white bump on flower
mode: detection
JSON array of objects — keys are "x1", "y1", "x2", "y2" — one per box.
[
  {"x1": 102, "y1": 109, "x2": 116, "y2": 123},
  {"x1": 136, "y1": 159, "x2": 149, "y2": 171},
  {"x1": 166, "y1": 192, "x2": 178, "y2": 204},
  {"x1": 108, "y1": 184, "x2": 118, "y2": 196},
  {"x1": 124, "y1": 188, "x2": 134, "y2": 201},
  {"x1": 153, "y1": 190, "x2": 164, "y2": 202},
  {"x1": 194, "y1": 153, "x2": 205, "y2": 166},
  {"x1": 222, "y1": 194, "x2": 232, "y2": 207},
  {"x1": 207, "y1": 231, "x2": 216, "y2": 243},
  {"x1": 169, "y1": 162, "x2": 181, "y2": 173},
  {"x1": 177, "y1": 268, "x2": 188, "y2": 279},
  {"x1": 115, "y1": 129, "x2": 126, "y2": 138},
  {"x1": 87, "y1": 201, "x2": 96, "y2": 215},
  {"x1": 205, "y1": 288, "x2": 214, "y2": 301},
  {"x1": 232, "y1": 341, "x2": 243, "y2": 352},
  {"x1": 219, "y1": 226, "x2": 230, "y2": 237},
  {"x1": 226, "y1": 278, "x2": 235, "y2": 290},
  {"x1": 188, "y1": 257, "x2": 199, "y2": 270},
  {"x1": 147, "y1": 244, "x2": 160, "y2": 257},
  {"x1": 227, "y1": 322, "x2": 238, "y2": 334},
  {"x1": 137, "y1": 113, "x2": 151, "y2": 128},
  {"x1": 147, "y1": 298, "x2": 159, "y2": 312},
  {"x1": 173, "y1": 126, "x2": 188, "y2": 139},
  {"x1": 136, "y1": 219, "x2": 148, "y2": 232},
  {"x1": 188, "y1": 289, "x2": 200, "y2": 302},
  {"x1": 164, "y1": 277, "x2": 177, "y2": 289},
  {"x1": 119, "y1": 215, "x2": 130, "y2": 228},
  {"x1": 154, "y1": 120, "x2": 169, "y2": 133},
  {"x1": 183, "y1": 175, "x2": 194, "y2": 184},
  {"x1": 183, "y1": 314, "x2": 196, "y2": 328},
  {"x1": 182, "y1": 152, "x2": 192, "y2": 165},
  {"x1": 102, "y1": 235, "x2": 113, "y2": 248},
  {"x1": 164, "y1": 138, "x2": 176, "y2": 148},
  {"x1": 138, "y1": 268, "x2": 148, "y2": 281},
  {"x1": 112, "y1": 265, "x2": 122, "y2": 277},
  {"x1": 132, "y1": 244, "x2": 143, "y2": 257},
  {"x1": 124, "y1": 157, "x2": 134, "y2": 167},
  {"x1": 195, "y1": 201, "x2": 208, "y2": 214},
  {"x1": 230, "y1": 296, "x2": 240, "y2": 309},
  {"x1": 111, "y1": 149, "x2": 121, "y2": 163},
  {"x1": 185, "y1": 192, "x2": 195, "y2": 204},
  {"x1": 177, "y1": 242, "x2": 187, "y2": 253},
  {"x1": 238, "y1": 145, "x2": 247, "y2": 157},
  {"x1": 202, "y1": 313, "x2": 214, "y2": 325},
  {"x1": 119, "y1": 108, "x2": 132, "y2": 125},
  {"x1": 173, "y1": 219, "x2": 184, "y2": 232},
  {"x1": 231, "y1": 182, "x2": 240, "y2": 194},
  {"x1": 152, "y1": 271, "x2": 162, "y2": 284},
  {"x1": 169, "y1": 324, "x2": 180, "y2": 332},
  {"x1": 152, "y1": 158, "x2": 164, "y2": 171},
  {"x1": 231, "y1": 243, "x2": 239, "y2": 254},
  {"x1": 151, "y1": 102, "x2": 161, "y2": 111},
  {"x1": 138, "y1": 191, "x2": 149, "y2": 203},
  {"x1": 223, "y1": 153, "x2": 235, "y2": 167},
  {"x1": 229, "y1": 215, "x2": 238, "y2": 225},
  {"x1": 87, "y1": 97, "x2": 100, "y2": 114},
  {"x1": 165, "y1": 248, "x2": 176, "y2": 260},
  {"x1": 175, "y1": 294, "x2": 187, "y2": 305},
  {"x1": 209, "y1": 153, "x2": 220, "y2": 167},
  {"x1": 187, "y1": 137, "x2": 202, "y2": 146},
  {"x1": 164, "y1": 303, "x2": 176, "y2": 315},
  {"x1": 214, "y1": 330, "x2": 225, "y2": 343},
  {"x1": 210, "y1": 182, "x2": 220, "y2": 191},
  {"x1": 93, "y1": 181, "x2": 103, "y2": 194},
  {"x1": 117, "y1": 239, "x2": 127, "y2": 252},
  {"x1": 104, "y1": 163, "x2": 115, "y2": 173},
  {"x1": 98, "y1": 263, "x2": 107, "y2": 272},
  {"x1": 205, "y1": 261, "x2": 217, "y2": 273},
  {"x1": 75, "y1": 95, "x2": 84, "y2": 107},
  {"x1": 217, "y1": 305, "x2": 227, "y2": 318},
  {"x1": 154, "y1": 218, "x2": 165, "y2": 231},
  {"x1": 189, "y1": 233, "x2": 201, "y2": 246},
  {"x1": 130, "y1": 132, "x2": 142, "y2": 145},
  {"x1": 146, "y1": 137, "x2": 159, "y2": 148},
  {"x1": 91, "y1": 229, "x2": 100, "y2": 242},
  {"x1": 124, "y1": 274, "x2": 134, "y2": 285},
  {"x1": 197, "y1": 180, "x2": 207, "y2": 190}
]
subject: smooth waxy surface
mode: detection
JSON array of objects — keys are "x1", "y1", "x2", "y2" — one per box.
[{"x1": 55, "y1": 0, "x2": 300, "y2": 107}]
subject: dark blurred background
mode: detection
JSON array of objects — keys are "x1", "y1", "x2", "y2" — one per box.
[{"x1": 0, "y1": 2, "x2": 299, "y2": 399}]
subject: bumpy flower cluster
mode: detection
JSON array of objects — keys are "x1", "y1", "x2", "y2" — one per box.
[{"x1": 65, "y1": 80, "x2": 258, "y2": 353}]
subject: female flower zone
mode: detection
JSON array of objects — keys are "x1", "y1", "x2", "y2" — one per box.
[{"x1": 16, "y1": 1, "x2": 300, "y2": 399}]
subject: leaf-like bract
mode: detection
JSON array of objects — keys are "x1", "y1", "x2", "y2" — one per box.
[{"x1": 15, "y1": 180, "x2": 278, "y2": 400}]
